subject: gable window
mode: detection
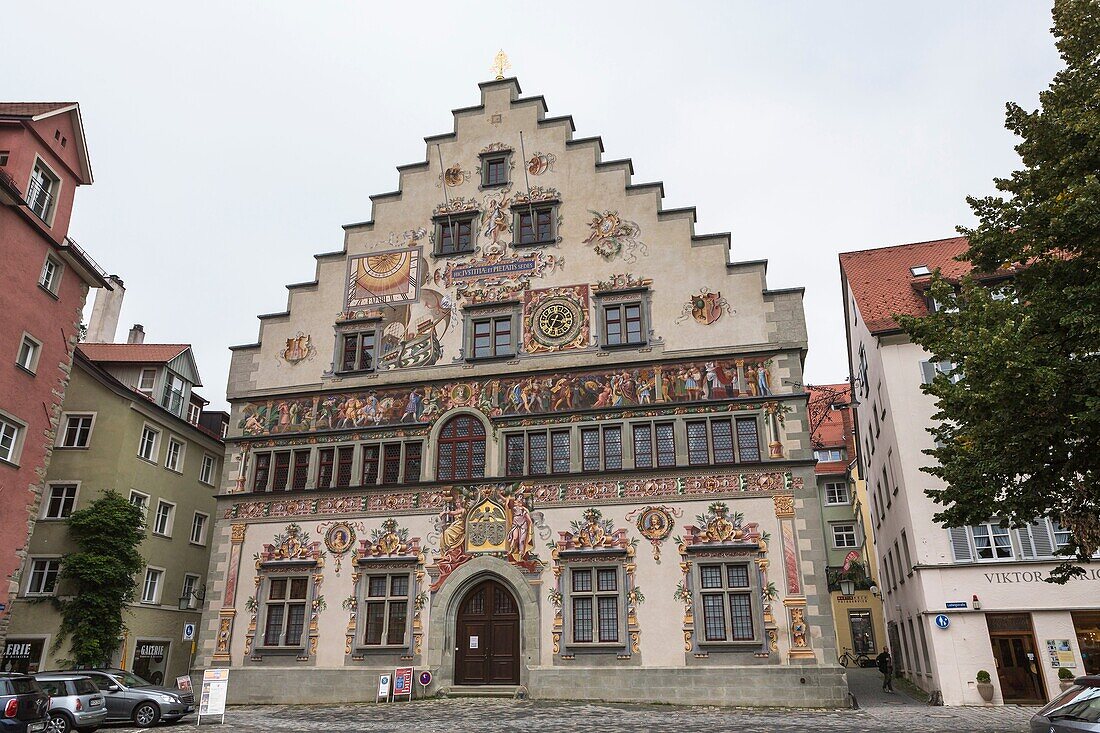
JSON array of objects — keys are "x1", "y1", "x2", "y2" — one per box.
[
  {"x1": 471, "y1": 316, "x2": 513, "y2": 359},
  {"x1": 138, "y1": 425, "x2": 160, "y2": 462},
  {"x1": 199, "y1": 454, "x2": 216, "y2": 485},
  {"x1": 569, "y1": 567, "x2": 622, "y2": 644},
  {"x1": 16, "y1": 335, "x2": 41, "y2": 373},
  {"x1": 0, "y1": 416, "x2": 23, "y2": 465},
  {"x1": 339, "y1": 331, "x2": 376, "y2": 374},
  {"x1": 601, "y1": 303, "x2": 644, "y2": 347},
  {"x1": 43, "y1": 484, "x2": 78, "y2": 519},
  {"x1": 832, "y1": 523, "x2": 859, "y2": 548},
  {"x1": 972, "y1": 523, "x2": 1013, "y2": 560},
  {"x1": 190, "y1": 512, "x2": 208, "y2": 545},
  {"x1": 141, "y1": 568, "x2": 163, "y2": 604},
  {"x1": 60, "y1": 414, "x2": 94, "y2": 448},
  {"x1": 39, "y1": 256, "x2": 62, "y2": 294},
  {"x1": 824, "y1": 482, "x2": 850, "y2": 505},
  {"x1": 26, "y1": 559, "x2": 60, "y2": 596},
  {"x1": 137, "y1": 368, "x2": 156, "y2": 396},
  {"x1": 481, "y1": 155, "x2": 509, "y2": 187},
  {"x1": 436, "y1": 415, "x2": 485, "y2": 481},
  {"x1": 263, "y1": 577, "x2": 309, "y2": 647},
  {"x1": 188, "y1": 403, "x2": 202, "y2": 425},
  {"x1": 814, "y1": 448, "x2": 844, "y2": 462},
  {"x1": 361, "y1": 573, "x2": 412, "y2": 647},
  {"x1": 27, "y1": 162, "x2": 59, "y2": 222},
  {"x1": 699, "y1": 563, "x2": 755, "y2": 642},
  {"x1": 152, "y1": 500, "x2": 175, "y2": 537},
  {"x1": 165, "y1": 438, "x2": 185, "y2": 472},
  {"x1": 631, "y1": 422, "x2": 675, "y2": 469},
  {"x1": 162, "y1": 374, "x2": 186, "y2": 416},
  {"x1": 435, "y1": 213, "x2": 477, "y2": 256},
  {"x1": 514, "y1": 204, "x2": 556, "y2": 246}
]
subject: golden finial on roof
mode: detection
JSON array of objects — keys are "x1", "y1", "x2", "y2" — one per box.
[{"x1": 491, "y1": 50, "x2": 511, "y2": 81}]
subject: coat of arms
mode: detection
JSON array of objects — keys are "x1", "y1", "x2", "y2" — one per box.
[
  {"x1": 677, "y1": 288, "x2": 732, "y2": 325},
  {"x1": 466, "y1": 497, "x2": 510, "y2": 553},
  {"x1": 282, "y1": 332, "x2": 315, "y2": 363}
]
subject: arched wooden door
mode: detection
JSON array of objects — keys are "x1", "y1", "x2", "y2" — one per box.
[{"x1": 454, "y1": 579, "x2": 519, "y2": 685}]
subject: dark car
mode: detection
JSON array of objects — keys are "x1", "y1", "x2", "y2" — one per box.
[
  {"x1": 0, "y1": 675, "x2": 49, "y2": 733},
  {"x1": 45, "y1": 670, "x2": 191, "y2": 728},
  {"x1": 1030, "y1": 675, "x2": 1100, "y2": 732}
]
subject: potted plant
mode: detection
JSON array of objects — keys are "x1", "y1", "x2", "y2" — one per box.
[
  {"x1": 1058, "y1": 667, "x2": 1077, "y2": 691},
  {"x1": 976, "y1": 670, "x2": 994, "y2": 702}
]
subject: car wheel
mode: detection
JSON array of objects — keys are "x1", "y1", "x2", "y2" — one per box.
[
  {"x1": 132, "y1": 702, "x2": 161, "y2": 728},
  {"x1": 48, "y1": 713, "x2": 74, "y2": 733}
]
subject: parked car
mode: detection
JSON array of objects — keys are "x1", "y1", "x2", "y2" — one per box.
[
  {"x1": 33, "y1": 674, "x2": 106, "y2": 733},
  {"x1": 1030, "y1": 674, "x2": 1100, "y2": 732},
  {"x1": 0, "y1": 675, "x2": 48, "y2": 733},
  {"x1": 44, "y1": 670, "x2": 192, "y2": 728}
]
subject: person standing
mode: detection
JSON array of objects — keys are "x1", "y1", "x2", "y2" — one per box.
[{"x1": 876, "y1": 647, "x2": 894, "y2": 692}]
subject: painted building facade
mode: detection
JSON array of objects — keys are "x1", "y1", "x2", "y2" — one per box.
[
  {"x1": 1, "y1": 335, "x2": 226, "y2": 683},
  {"x1": 0, "y1": 102, "x2": 111, "y2": 645},
  {"x1": 197, "y1": 78, "x2": 846, "y2": 707},
  {"x1": 840, "y1": 237, "x2": 1100, "y2": 706},
  {"x1": 807, "y1": 384, "x2": 886, "y2": 666}
]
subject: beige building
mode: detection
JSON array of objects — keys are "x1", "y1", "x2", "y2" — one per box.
[
  {"x1": 2, "y1": 310, "x2": 226, "y2": 684},
  {"x1": 841, "y1": 237, "x2": 1100, "y2": 706},
  {"x1": 196, "y1": 77, "x2": 845, "y2": 706}
]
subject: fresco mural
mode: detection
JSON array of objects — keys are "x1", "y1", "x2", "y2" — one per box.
[
  {"x1": 584, "y1": 210, "x2": 647, "y2": 263},
  {"x1": 526, "y1": 152, "x2": 556, "y2": 175},
  {"x1": 594, "y1": 273, "x2": 652, "y2": 292},
  {"x1": 246, "y1": 524, "x2": 327, "y2": 660},
  {"x1": 238, "y1": 356, "x2": 776, "y2": 436},
  {"x1": 522, "y1": 285, "x2": 590, "y2": 353},
  {"x1": 676, "y1": 288, "x2": 733, "y2": 325},
  {"x1": 345, "y1": 236, "x2": 426, "y2": 311},
  {"x1": 626, "y1": 505, "x2": 681, "y2": 563},
  {"x1": 431, "y1": 248, "x2": 564, "y2": 305}
]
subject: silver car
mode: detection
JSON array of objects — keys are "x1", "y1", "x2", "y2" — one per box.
[
  {"x1": 1030, "y1": 675, "x2": 1100, "y2": 732},
  {"x1": 32, "y1": 674, "x2": 105, "y2": 733}
]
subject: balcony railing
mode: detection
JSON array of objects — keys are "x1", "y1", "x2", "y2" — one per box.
[
  {"x1": 25, "y1": 177, "x2": 54, "y2": 221},
  {"x1": 0, "y1": 168, "x2": 20, "y2": 199},
  {"x1": 62, "y1": 237, "x2": 110, "y2": 284}
]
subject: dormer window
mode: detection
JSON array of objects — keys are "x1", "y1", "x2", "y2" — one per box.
[
  {"x1": 138, "y1": 368, "x2": 156, "y2": 397},
  {"x1": 27, "y1": 161, "x2": 59, "y2": 223},
  {"x1": 162, "y1": 374, "x2": 187, "y2": 416},
  {"x1": 434, "y1": 213, "x2": 477, "y2": 256},
  {"x1": 909, "y1": 265, "x2": 931, "y2": 277}
]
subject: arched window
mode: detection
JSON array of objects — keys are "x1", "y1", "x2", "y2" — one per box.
[{"x1": 436, "y1": 415, "x2": 486, "y2": 481}]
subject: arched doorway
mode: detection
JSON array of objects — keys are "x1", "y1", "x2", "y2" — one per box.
[{"x1": 454, "y1": 578, "x2": 519, "y2": 685}]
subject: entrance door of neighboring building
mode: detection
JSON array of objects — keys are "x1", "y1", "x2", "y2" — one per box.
[
  {"x1": 986, "y1": 613, "x2": 1046, "y2": 704},
  {"x1": 454, "y1": 579, "x2": 519, "y2": 685},
  {"x1": 848, "y1": 609, "x2": 876, "y2": 656}
]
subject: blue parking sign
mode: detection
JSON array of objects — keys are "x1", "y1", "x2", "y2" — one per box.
[{"x1": 934, "y1": 614, "x2": 950, "y2": 629}]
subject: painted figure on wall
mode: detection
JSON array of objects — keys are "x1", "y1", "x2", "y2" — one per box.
[{"x1": 583, "y1": 210, "x2": 647, "y2": 263}]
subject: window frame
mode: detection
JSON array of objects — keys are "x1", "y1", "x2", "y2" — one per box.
[
  {"x1": 27, "y1": 156, "x2": 61, "y2": 225},
  {"x1": 162, "y1": 373, "x2": 187, "y2": 416},
  {"x1": 970, "y1": 522, "x2": 1014, "y2": 561},
  {"x1": 0, "y1": 411, "x2": 27, "y2": 466},
  {"x1": 41, "y1": 482, "x2": 79, "y2": 520},
  {"x1": 258, "y1": 575, "x2": 312, "y2": 650},
  {"x1": 152, "y1": 500, "x2": 176, "y2": 538},
  {"x1": 137, "y1": 368, "x2": 157, "y2": 397},
  {"x1": 462, "y1": 304, "x2": 519, "y2": 362},
  {"x1": 25, "y1": 557, "x2": 61, "y2": 597},
  {"x1": 629, "y1": 420, "x2": 676, "y2": 469},
  {"x1": 356, "y1": 570, "x2": 414, "y2": 651},
  {"x1": 336, "y1": 329, "x2": 378, "y2": 375},
  {"x1": 140, "y1": 566, "x2": 165, "y2": 605},
  {"x1": 598, "y1": 301, "x2": 646, "y2": 348},
  {"x1": 479, "y1": 150, "x2": 512, "y2": 189},
  {"x1": 433, "y1": 212, "x2": 479, "y2": 257},
  {"x1": 129, "y1": 490, "x2": 150, "y2": 525},
  {"x1": 57, "y1": 412, "x2": 96, "y2": 449},
  {"x1": 190, "y1": 511, "x2": 209, "y2": 546},
  {"x1": 137, "y1": 424, "x2": 160, "y2": 463},
  {"x1": 511, "y1": 201, "x2": 558, "y2": 246},
  {"x1": 824, "y1": 481, "x2": 851, "y2": 506},
  {"x1": 831, "y1": 522, "x2": 859, "y2": 549},
  {"x1": 690, "y1": 559, "x2": 763, "y2": 647},
  {"x1": 16, "y1": 333, "x2": 42, "y2": 374},
  {"x1": 199, "y1": 453, "x2": 216, "y2": 485},
  {"x1": 505, "y1": 427, "x2": 573, "y2": 477},
  {"x1": 164, "y1": 437, "x2": 185, "y2": 473},
  {"x1": 181, "y1": 573, "x2": 202, "y2": 610},
  {"x1": 435, "y1": 415, "x2": 487, "y2": 482},
  {"x1": 563, "y1": 563, "x2": 627, "y2": 649}
]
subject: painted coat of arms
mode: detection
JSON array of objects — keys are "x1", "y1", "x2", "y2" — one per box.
[
  {"x1": 677, "y1": 287, "x2": 732, "y2": 325},
  {"x1": 281, "y1": 332, "x2": 315, "y2": 363}
]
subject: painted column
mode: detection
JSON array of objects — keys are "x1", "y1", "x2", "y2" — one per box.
[
  {"x1": 212, "y1": 523, "x2": 247, "y2": 665},
  {"x1": 774, "y1": 494, "x2": 813, "y2": 660}
]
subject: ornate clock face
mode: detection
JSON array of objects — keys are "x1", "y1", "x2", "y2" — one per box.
[
  {"x1": 532, "y1": 297, "x2": 584, "y2": 347},
  {"x1": 538, "y1": 303, "x2": 574, "y2": 338}
]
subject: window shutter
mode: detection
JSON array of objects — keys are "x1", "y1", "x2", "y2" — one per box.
[
  {"x1": 1016, "y1": 527, "x2": 1035, "y2": 558},
  {"x1": 948, "y1": 527, "x2": 973, "y2": 562},
  {"x1": 1030, "y1": 521, "x2": 1055, "y2": 557},
  {"x1": 920, "y1": 361, "x2": 936, "y2": 385}
]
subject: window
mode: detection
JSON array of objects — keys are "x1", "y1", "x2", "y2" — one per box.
[
  {"x1": 734, "y1": 417, "x2": 760, "y2": 462},
  {"x1": 894, "y1": 542, "x2": 905, "y2": 584},
  {"x1": 920, "y1": 360, "x2": 961, "y2": 385},
  {"x1": 601, "y1": 302, "x2": 644, "y2": 346},
  {"x1": 824, "y1": 482, "x2": 850, "y2": 505},
  {"x1": 404, "y1": 442, "x2": 422, "y2": 484},
  {"x1": 360, "y1": 442, "x2": 421, "y2": 485},
  {"x1": 138, "y1": 368, "x2": 156, "y2": 396},
  {"x1": 436, "y1": 415, "x2": 486, "y2": 481},
  {"x1": 162, "y1": 374, "x2": 186, "y2": 416},
  {"x1": 26, "y1": 559, "x2": 60, "y2": 596},
  {"x1": 138, "y1": 425, "x2": 159, "y2": 461},
  {"x1": 1051, "y1": 520, "x2": 1072, "y2": 551},
  {"x1": 507, "y1": 429, "x2": 572, "y2": 477},
  {"x1": 291, "y1": 450, "x2": 310, "y2": 489},
  {"x1": 901, "y1": 530, "x2": 914, "y2": 575},
  {"x1": 188, "y1": 403, "x2": 202, "y2": 425},
  {"x1": 436, "y1": 213, "x2": 477, "y2": 255},
  {"x1": 381, "y1": 444, "x2": 401, "y2": 484},
  {"x1": 129, "y1": 490, "x2": 150, "y2": 518},
  {"x1": 252, "y1": 452, "x2": 271, "y2": 491},
  {"x1": 181, "y1": 574, "x2": 201, "y2": 610},
  {"x1": 16, "y1": 335, "x2": 40, "y2": 373},
  {"x1": 44, "y1": 484, "x2": 78, "y2": 519},
  {"x1": 685, "y1": 418, "x2": 739, "y2": 466},
  {"x1": 909, "y1": 265, "x2": 931, "y2": 277},
  {"x1": 141, "y1": 568, "x2": 163, "y2": 604},
  {"x1": 28, "y1": 162, "x2": 59, "y2": 222},
  {"x1": 481, "y1": 155, "x2": 509, "y2": 187},
  {"x1": 200, "y1": 454, "x2": 216, "y2": 485},
  {"x1": 471, "y1": 315, "x2": 513, "y2": 359},
  {"x1": 362, "y1": 573, "x2": 411, "y2": 647},
  {"x1": 317, "y1": 448, "x2": 335, "y2": 489},
  {"x1": 152, "y1": 501, "x2": 175, "y2": 537},
  {"x1": 0, "y1": 417, "x2": 22, "y2": 464},
  {"x1": 335, "y1": 447, "x2": 353, "y2": 488},
  {"x1": 190, "y1": 512, "x2": 208, "y2": 545},
  {"x1": 263, "y1": 577, "x2": 309, "y2": 647},
  {"x1": 630, "y1": 422, "x2": 675, "y2": 469},
  {"x1": 165, "y1": 438, "x2": 184, "y2": 472},
  {"x1": 569, "y1": 567, "x2": 621, "y2": 644},
  {"x1": 339, "y1": 331, "x2": 376, "y2": 373},
  {"x1": 972, "y1": 523, "x2": 1013, "y2": 560},
  {"x1": 832, "y1": 523, "x2": 858, "y2": 548},
  {"x1": 857, "y1": 343, "x2": 869, "y2": 397},
  {"x1": 698, "y1": 563, "x2": 755, "y2": 642},
  {"x1": 272, "y1": 451, "x2": 291, "y2": 490},
  {"x1": 813, "y1": 448, "x2": 844, "y2": 462},
  {"x1": 60, "y1": 414, "x2": 94, "y2": 448},
  {"x1": 882, "y1": 466, "x2": 891, "y2": 507},
  {"x1": 514, "y1": 204, "x2": 555, "y2": 245}
]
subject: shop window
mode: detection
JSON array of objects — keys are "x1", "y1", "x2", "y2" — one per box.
[
  {"x1": 360, "y1": 572, "x2": 412, "y2": 648},
  {"x1": 0, "y1": 638, "x2": 45, "y2": 674},
  {"x1": 1072, "y1": 611, "x2": 1100, "y2": 675},
  {"x1": 132, "y1": 640, "x2": 170, "y2": 686},
  {"x1": 436, "y1": 415, "x2": 486, "y2": 481}
]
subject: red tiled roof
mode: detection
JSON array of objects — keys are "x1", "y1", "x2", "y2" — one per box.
[
  {"x1": 807, "y1": 383, "x2": 856, "y2": 476},
  {"x1": 839, "y1": 236, "x2": 971, "y2": 334},
  {"x1": 78, "y1": 343, "x2": 189, "y2": 364},
  {"x1": 0, "y1": 102, "x2": 78, "y2": 118}
]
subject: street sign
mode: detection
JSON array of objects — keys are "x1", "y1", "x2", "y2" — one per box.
[
  {"x1": 934, "y1": 614, "x2": 950, "y2": 629},
  {"x1": 393, "y1": 667, "x2": 413, "y2": 700},
  {"x1": 945, "y1": 602, "x2": 968, "y2": 609},
  {"x1": 418, "y1": 671, "x2": 432, "y2": 687},
  {"x1": 182, "y1": 623, "x2": 196, "y2": 641}
]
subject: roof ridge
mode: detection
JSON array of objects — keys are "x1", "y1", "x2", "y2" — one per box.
[{"x1": 838, "y1": 235, "x2": 967, "y2": 258}]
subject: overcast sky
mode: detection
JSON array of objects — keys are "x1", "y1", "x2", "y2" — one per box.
[{"x1": 9, "y1": 2, "x2": 1060, "y2": 410}]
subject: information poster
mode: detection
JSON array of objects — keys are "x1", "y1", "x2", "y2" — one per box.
[
  {"x1": 176, "y1": 676, "x2": 193, "y2": 694},
  {"x1": 393, "y1": 667, "x2": 413, "y2": 700},
  {"x1": 198, "y1": 668, "x2": 230, "y2": 723},
  {"x1": 1046, "y1": 639, "x2": 1077, "y2": 668}
]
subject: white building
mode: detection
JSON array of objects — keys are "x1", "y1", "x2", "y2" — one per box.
[{"x1": 840, "y1": 236, "x2": 1100, "y2": 706}]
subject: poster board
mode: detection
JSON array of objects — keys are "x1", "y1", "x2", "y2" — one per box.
[
  {"x1": 175, "y1": 676, "x2": 193, "y2": 694},
  {"x1": 393, "y1": 667, "x2": 413, "y2": 700},
  {"x1": 1046, "y1": 639, "x2": 1077, "y2": 668},
  {"x1": 197, "y1": 669, "x2": 229, "y2": 724}
]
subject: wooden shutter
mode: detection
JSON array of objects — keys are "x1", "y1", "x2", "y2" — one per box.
[
  {"x1": 1016, "y1": 527, "x2": 1035, "y2": 558},
  {"x1": 948, "y1": 527, "x2": 973, "y2": 562},
  {"x1": 1030, "y1": 521, "x2": 1055, "y2": 557}
]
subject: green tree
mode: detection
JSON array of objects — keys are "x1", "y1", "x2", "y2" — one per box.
[
  {"x1": 898, "y1": 0, "x2": 1100, "y2": 582},
  {"x1": 53, "y1": 490, "x2": 145, "y2": 666}
]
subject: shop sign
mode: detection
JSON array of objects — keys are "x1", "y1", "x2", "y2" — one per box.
[
  {"x1": 377, "y1": 674, "x2": 391, "y2": 702},
  {"x1": 1046, "y1": 639, "x2": 1077, "y2": 668},
  {"x1": 0, "y1": 639, "x2": 44, "y2": 674},
  {"x1": 984, "y1": 567, "x2": 1100, "y2": 583}
]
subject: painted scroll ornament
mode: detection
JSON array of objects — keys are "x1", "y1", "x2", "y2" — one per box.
[
  {"x1": 583, "y1": 210, "x2": 647, "y2": 263},
  {"x1": 676, "y1": 287, "x2": 733, "y2": 325}
]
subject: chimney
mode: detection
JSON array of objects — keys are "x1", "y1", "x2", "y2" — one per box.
[
  {"x1": 127, "y1": 324, "x2": 145, "y2": 344},
  {"x1": 85, "y1": 275, "x2": 125, "y2": 343}
]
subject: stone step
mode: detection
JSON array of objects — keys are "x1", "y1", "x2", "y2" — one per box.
[{"x1": 447, "y1": 685, "x2": 523, "y2": 699}]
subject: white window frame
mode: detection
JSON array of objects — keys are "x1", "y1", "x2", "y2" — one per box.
[
  {"x1": 16, "y1": 333, "x2": 42, "y2": 374},
  {"x1": 189, "y1": 512, "x2": 209, "y2": 546},
  {"x1": 199, "y1": 454, "x2": 216, "y2": 486},
  {"x1": 971, "y1": 522, "x2": 1014, "y2": 561},
  {"x1": 137, "y1": 368, "x2": 157, "y2": 397},
  {"x1": 152, "y1": 500, "x2": 175, "y2": 538},
  {"x1": 25, "y1": 557, "x2": 61, "y2": 597},
  {"x1": 0, "y1": 412, "x2": 26, "y2": 466},
  {"x1": 140, "y1": 566, "x2": 165, "y2": 604},
  {"x1": 164, "y1": 437, "x2": 185, "y2": 473},
  {"x1": 41, "y1": 482, "x2": 80, "y2": 520},
  {"x1": 187, "y1": 403, "x2": 202, "y2": 425},
  {"x1": 27, "y1": 156, "x2": 61, "y2": 225},
  {"x1": 181, "y1": 574, "x2": 202, "y2": 610},
  {"x1": 138, "y1": 424, "x2": 160, "y2": 462},
  {"x1": 162, "y1": 373, "x2": 187, "y2": 416},
  {"x1": 814, "y1": 448, "x2": 844, "y2": 462},
  {"x1": 57, "y1": 412, "x2": 96, "y2": 449},
  {"x1": 129, "y1": 490, "x2": 150, "y2": 526},
  {"x1": 824, "y1": 481, "x2": 850, "y2": 506},
  {"x1": 831, "y1": 522, "x2": 859, "y2": 549}
]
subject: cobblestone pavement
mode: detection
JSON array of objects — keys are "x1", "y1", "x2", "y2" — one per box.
[{"x1": 104, "y1": 697, "x2": 1039, "y2": 732}]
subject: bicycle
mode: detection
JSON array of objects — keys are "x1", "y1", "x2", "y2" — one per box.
[{"x1": 837, "y1": 647, "x2": 872, "y2": 668}]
